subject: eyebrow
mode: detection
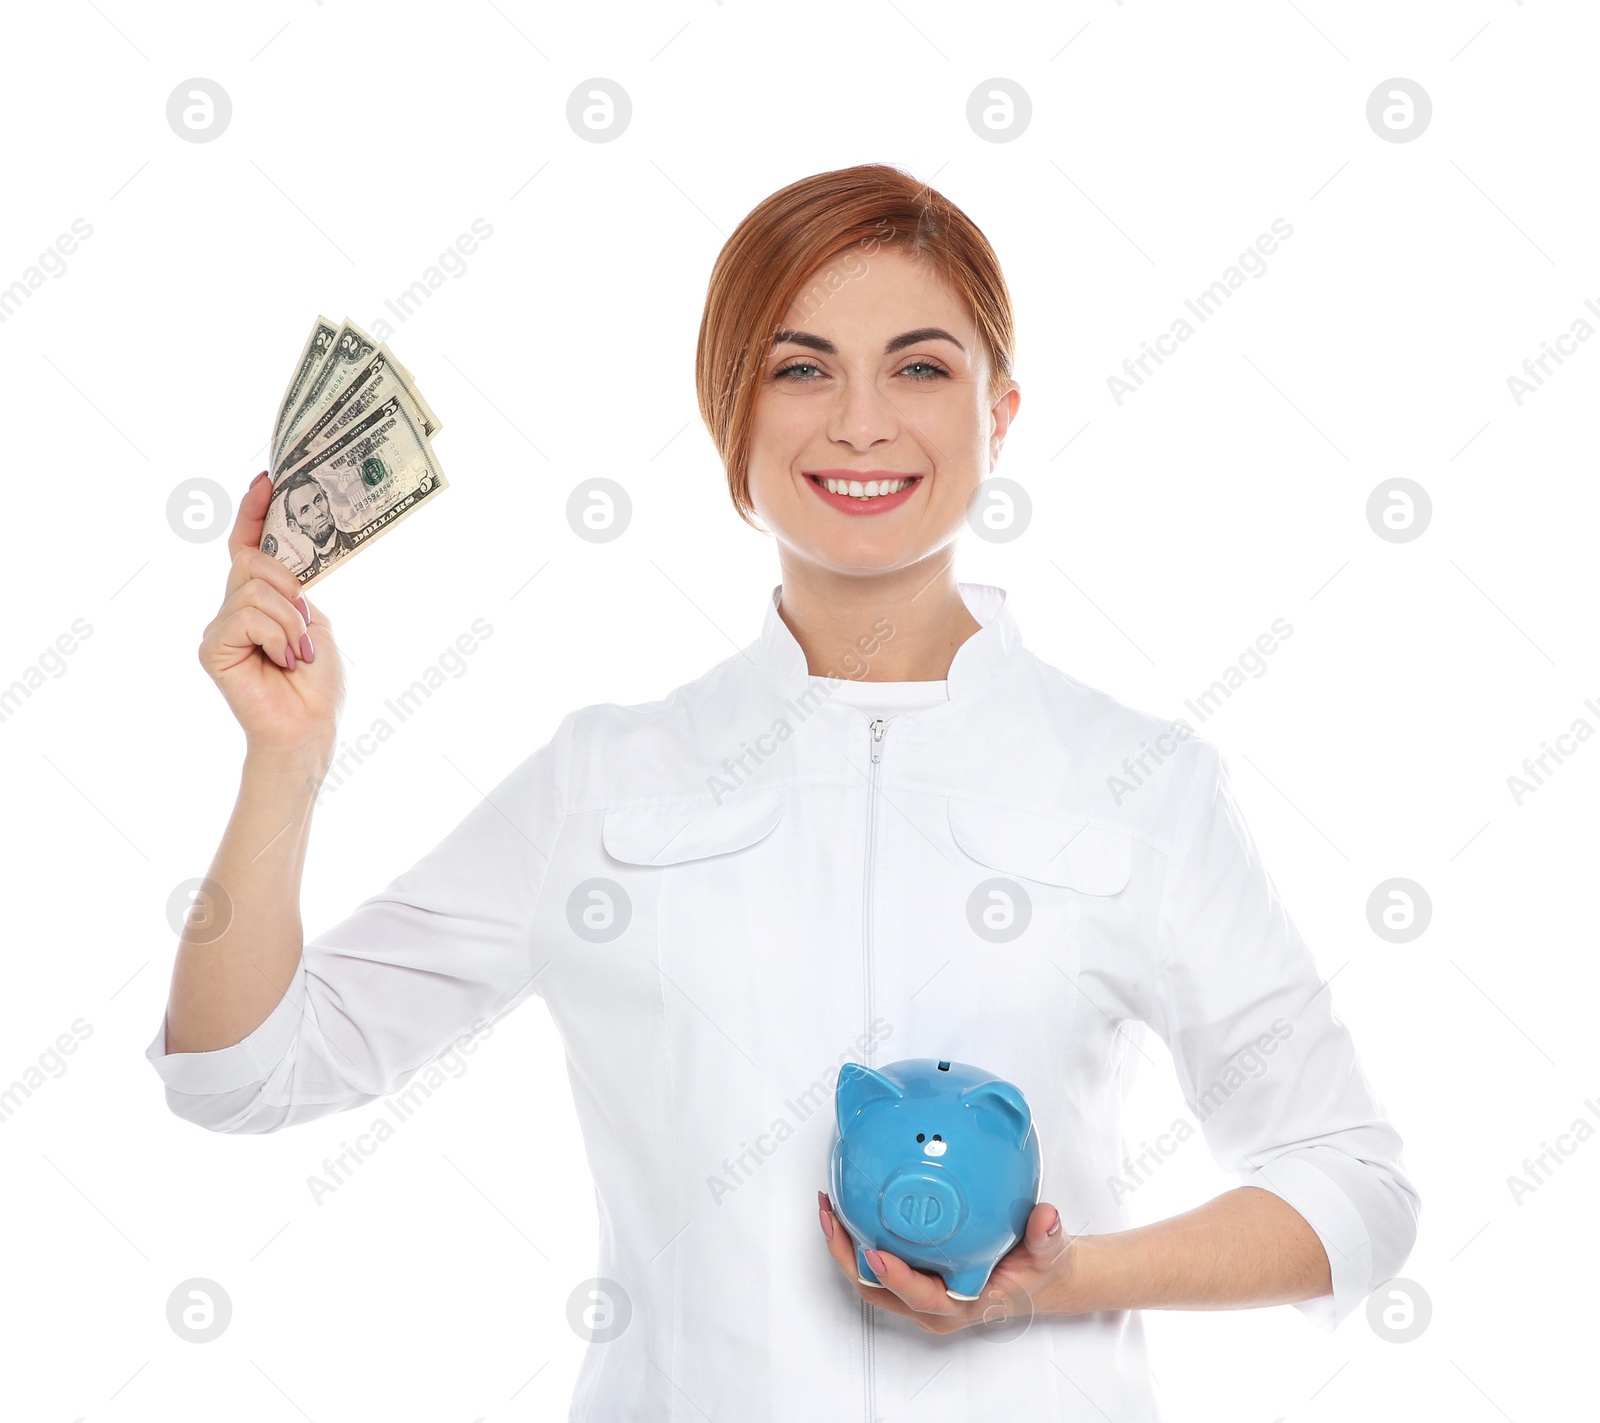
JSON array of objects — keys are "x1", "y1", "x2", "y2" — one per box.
[{"x1": 770, "y1": 326, "x2": 966, "y2": 357}]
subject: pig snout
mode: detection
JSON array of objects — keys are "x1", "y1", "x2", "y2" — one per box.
[{"x1": 878, "y1": 1166, "x2": 965, "y2": 1246}]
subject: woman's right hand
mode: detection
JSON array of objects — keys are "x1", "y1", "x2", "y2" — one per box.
[{"x1": 198, "y1": 470, "x2": 347, "y2": 763}]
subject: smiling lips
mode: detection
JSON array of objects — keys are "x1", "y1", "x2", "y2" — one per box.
[{"x1": 805, "y1": 470, "x2": 924, "y2": 515}]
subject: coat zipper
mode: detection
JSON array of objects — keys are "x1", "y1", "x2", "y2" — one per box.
[
  {"x1": 865, "y1": 716, "x2": 885, "y2": 1054},
  {"x1": 862, "y1": 714, "x2": 886, "y2": 1423}
]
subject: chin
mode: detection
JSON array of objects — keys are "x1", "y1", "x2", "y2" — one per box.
[
  {"x1": 805, "y1": 539, "x2": 922, "y2": 577},
  {"x1": 759, "y1": 501, "x2": 941, "y2": 575}
]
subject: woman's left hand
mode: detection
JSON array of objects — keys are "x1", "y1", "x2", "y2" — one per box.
[{"x1": 818, "y1": 1191, "x2": 1078, "y2": 1333}]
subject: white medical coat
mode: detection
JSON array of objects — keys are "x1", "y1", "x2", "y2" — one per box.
[{"x1": 146, "y1": 580, "x2": 1420, "y2": 1421}]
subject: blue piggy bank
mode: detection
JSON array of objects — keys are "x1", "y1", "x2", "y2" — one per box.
[{"x1": 828, "y1": 1057, "x2": 1043, "y2": 1300}]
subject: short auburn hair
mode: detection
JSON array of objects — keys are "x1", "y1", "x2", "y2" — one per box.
[{"x1": 695, "y1": 163, "x2": 1016, "y2": 530}]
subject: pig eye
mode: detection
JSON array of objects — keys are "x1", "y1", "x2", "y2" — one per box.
[
  {"x1": 933, "y1": 1134, "x2": 942, "y2": 1142},
  {"x1": 916, "y1": 1133, "x2": 925, "y2": 1142}
]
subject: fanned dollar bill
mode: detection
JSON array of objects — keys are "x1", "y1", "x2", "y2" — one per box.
[
  {"x1": 270, "y1": 316, "x2": 338, "y2": 465},
  {"x1": 274, "y1": 341, "x2": 441, "y2": 476},
  {"x1": 273, "y1": 319, "x2": 377, "y2": 468},
  {"x1": 260, "y1": 315, "x2": 448, "y2": 591}
]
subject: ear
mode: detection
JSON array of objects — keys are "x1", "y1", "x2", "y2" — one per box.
[
  {"x1": 835, "y1": 1062, "x2": 904, "y2": 1134},
  {"x1": 958, "y1": 1079, "x2": 1032, "y2": 1148}
]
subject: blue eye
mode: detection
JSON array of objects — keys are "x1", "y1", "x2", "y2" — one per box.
[{"x1": 774, "y1": 361, "x2": 821, "y2": 381}]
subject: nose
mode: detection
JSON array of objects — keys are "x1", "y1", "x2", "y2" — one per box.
[
  {"x1": 828, "y1": 372, "x2": 901, "y2": 451},
  {"x1": 878, "y1": 1167, "x2": 964, "y2": 1246}
]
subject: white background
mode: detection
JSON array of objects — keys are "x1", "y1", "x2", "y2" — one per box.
[{"x1": 1, "y1": 1, "x2": 1594, "y2": 1419}]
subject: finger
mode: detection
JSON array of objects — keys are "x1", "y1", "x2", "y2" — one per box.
[
  {"x1": 818, "y1": 1194, "x2": 958, "y2": 1319},
  {"x1": 1016, "y1": 1201, "x2": 1070, "y2": 1271},
  {"x1": 817, "y1": 1192, "x2": 869, "y2": 1284},
  {"x1": 227, "y1": 470, "x2": 274, "y2": 561},
  {"x1": 964, "y1": 1205, "x2": 1065, "y2": 1306},
  {"x1": 224, "y1": 472, "x2": 314, "y2": 620},
  {"x1": 215, "y1": 576, "x2": 308, "y2": 649},
  {"x1": 860, "y1": 1246, "x2": 959, "y2": 1316},
  {"x1": 817, "y1": 1193, "x2": 909, "y2": 1307},
  {"x1": 210, "y1": 604, "x2": 296, "y2": 670},
  {"x1": 225, "y1": 545, "x2": 310, "y2": 625}
]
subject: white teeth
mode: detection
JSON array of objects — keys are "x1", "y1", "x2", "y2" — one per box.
[{"x1": 821, "y1": 477, "x2": 916, "y2": 499}]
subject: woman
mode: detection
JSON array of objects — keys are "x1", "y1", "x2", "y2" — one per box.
[{"x1": 148, "y1": 165, "x2": 1418, "y2": 1421}]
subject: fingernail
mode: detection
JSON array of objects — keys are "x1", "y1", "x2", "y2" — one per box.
[
  {"x1": 284, "y1": 640, "x2": 296, "y2": 670},
  {"x1": 299, "y1": 632, "x2": 314, "y2": 664},
  {"x1": 865, "y1": 1250, "x2": 886, "y2": 1274},
  {"x1": 295, "y1": 594, "x2": 310, "y2": 622},
  {"x1": 250, "y1": 470, "x2": 269, "y2": 489},
  {"x1": 818, "y1": 1207, "x2": 834, "y2": 1241},
  {"x1": 1046, "y1": 1210, "x2": 1062, "y2": 1238},
  {"x1": 817, "y1": 1190, "x2": 831, "y2": 1213}
]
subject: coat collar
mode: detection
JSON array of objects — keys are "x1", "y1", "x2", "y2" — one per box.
[{"x1": 753, "y1": 580, "x2": 1025, "y2": 702}]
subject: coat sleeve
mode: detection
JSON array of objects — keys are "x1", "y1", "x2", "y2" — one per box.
[
  {"x1": 144, "y1": 711, "x2": 576, "y2": 1134},
  {"x1": 1148, "y1": 734, "x2": 1420, "y2": 1331}
]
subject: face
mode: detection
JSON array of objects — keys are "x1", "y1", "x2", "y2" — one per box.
[
  {"x1": 287, "y1": 484, "x2": 334, "y2": 543},
  {"x1": 745, "y1": 246, "x2": 1020, "y2": 579}
]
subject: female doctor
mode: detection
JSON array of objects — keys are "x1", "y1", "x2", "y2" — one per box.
[{"x1": 148, "y1": 165, "x2": 1419, "y2": 1421}]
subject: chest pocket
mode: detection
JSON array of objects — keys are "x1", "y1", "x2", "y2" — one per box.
[
  {"x1": 942, "y1": 797, "x2": 1134, "y2": 982},
  {"x1": 594, "y1": 786, "x2": 794, "y2": 965},
  {"x1": 946, "y1": 798, "x2": 1133, "y2": 894},
  {"x1": 600, "y1": 786, "x2": 787, "y2": 866},
  {"x1": 593, "y1": 786, "x2": 808, "y2": 1081},
  {"x1": 926, "y1": 798, "x2": 1135, "y2": 1067}
]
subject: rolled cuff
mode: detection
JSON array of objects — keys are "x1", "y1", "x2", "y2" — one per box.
[
  {"x1": 1242, "y1": 1146, "x2": 1373, "y2": 1332},
  {"x1": 144, "y1": 968, "x2": 307, "y2": 1096}
]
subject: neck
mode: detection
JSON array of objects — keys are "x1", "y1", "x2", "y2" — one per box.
[{"x1": 773, "y1": 550, "x2": 982, "y2": 682}]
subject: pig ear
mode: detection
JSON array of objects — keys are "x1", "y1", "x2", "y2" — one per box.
[
  {"x1": 836, "y1": 1062, "x2": 905, "y2": 1133},
  {"x1": 958, "y1": 1080, "x2": 1032, "y2": 1147}
]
